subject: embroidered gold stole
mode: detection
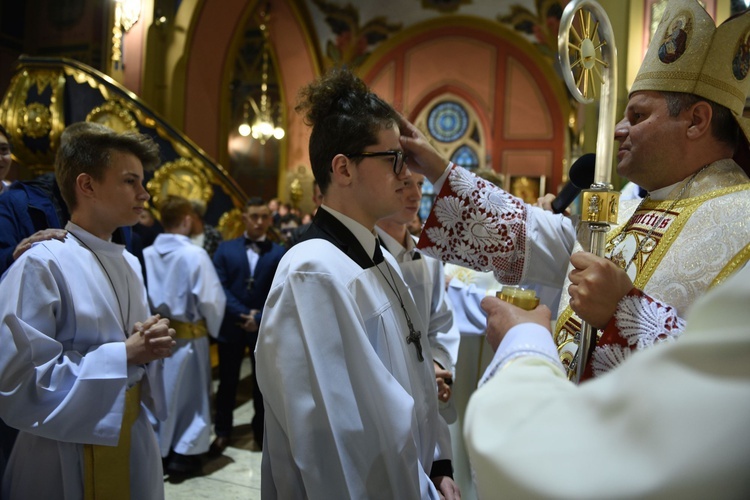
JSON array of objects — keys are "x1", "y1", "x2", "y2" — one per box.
[{"x1": 555, "y1": 163, "x2": 750, "y2": 371}]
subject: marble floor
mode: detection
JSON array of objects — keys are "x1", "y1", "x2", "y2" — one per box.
[{"x1": 164, "y1": 356, "x2": 262, "y2": 500}]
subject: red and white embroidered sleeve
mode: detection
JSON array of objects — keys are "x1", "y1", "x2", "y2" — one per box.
[
  {"x1": 590, "y1": 289, "x2": 686, "y2": 376},
  {"x1": 416, "y1": 165, "x2": 529, "y2": 285}
]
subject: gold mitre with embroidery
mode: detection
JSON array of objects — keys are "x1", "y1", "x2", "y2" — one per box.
[{"x1": 631, "y1": 0, "x2": 750, "y2": 143}]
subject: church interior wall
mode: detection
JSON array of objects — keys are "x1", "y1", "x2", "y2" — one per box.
[{"x1": 0, "y1": 0, "x2": 738, "y2": 203}]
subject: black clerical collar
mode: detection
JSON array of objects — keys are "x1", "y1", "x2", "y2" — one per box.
[{"x1": 300, "y1": 208, "x2": 379, "y2": 269}]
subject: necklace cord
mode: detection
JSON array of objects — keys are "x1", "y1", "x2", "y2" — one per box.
[
  {"x1": 68, "y1": 231, "x2": 131, "y2": 337},
  {"x1": 371, "y1": 255, "x2": 425, "y2": 362}
]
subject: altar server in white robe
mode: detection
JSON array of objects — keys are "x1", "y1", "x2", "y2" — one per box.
[
  {"x1": 0, "y1": 122, "x2": 175, "y2": 500},
  {"x1": 464, "y1": 261, "x2": 750, "y2": 499},
  {"x1": 144, "y1": 195, "x2": 225, "y2": 475},
  {"x1": 376, "y1": 173, "x2": 460, "y2": 424},
  {"x1": 256, "y1": 68, "x2": 460, "y2": 499}
]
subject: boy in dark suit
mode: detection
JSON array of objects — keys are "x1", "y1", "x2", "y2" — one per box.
[{"x1": 210, "y1": 197, "x2": 285, "y2": 454}]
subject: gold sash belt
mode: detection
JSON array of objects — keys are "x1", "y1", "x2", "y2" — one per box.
[
  {"x1": 170, "y1": 319, "x2": 208, "y2": 340},
  {"x1": 83, "y1": 381, "x2": 142, "y2": 500}
]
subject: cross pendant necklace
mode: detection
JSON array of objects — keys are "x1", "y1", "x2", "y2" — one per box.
[
  {"x1": 403, "y1": 314, "x2": 424, "y2": 362},
  {"x1": 372, "y1": 256, "x2": 424, "y2": 362}
]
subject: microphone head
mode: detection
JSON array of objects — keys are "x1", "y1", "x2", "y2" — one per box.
[{"x1": 568, "y1": 153, "x2": 596, "y2": 189}]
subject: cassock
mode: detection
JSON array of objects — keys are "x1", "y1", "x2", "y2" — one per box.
[
  {"x1": 257, "y1": 207, "x2": 447, "y2": 499},
  {"x1": 144, "y1": 233, "x2": 226, "y2": 457},
  {"x1": 418, "y1": 160, "x2": 750, "y2": 378},
  {"x1": 464, "y1": 263, "x2": 750, "y2": 499},
  {"x1": 0, "y1": 222, "x2": 167, "y2": 499}
]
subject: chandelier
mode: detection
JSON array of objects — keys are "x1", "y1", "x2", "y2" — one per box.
[{"x1": 238, "y1": 4, "x2": 284, "y2": 145}]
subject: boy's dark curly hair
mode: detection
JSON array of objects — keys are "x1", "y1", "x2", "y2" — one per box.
[{"x1": 295, "y1": 67, "x2": 398, "y2": 194}]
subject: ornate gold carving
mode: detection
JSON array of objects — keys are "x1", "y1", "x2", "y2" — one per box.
[
  {"x1": 3, "y1": 58, "x2": 245, "y2": 210},
  {"x1": 146, "y1": 158, "x2": 214, "y2": 210},
  {"x1": 217, "y1": 208, "x2": 245, "y2": 241},
  {"x1": 112, "y1": 2, "x2": 124, "y2": 65},
  {"x1": 86, "y1": 99, "x2": 137, "y2": 132},
  {"x1": 581, "y1": 189, "x2": 619, "y2": 223},
  {"x1": 21, "y1": 103, "x2": 53, "y2": 139},
  {"x1": 31, "y1": 70, "x2": 61, "y2": 96},
  {"x1": 0, "y1": 67, "x2": 65, "y2": 173}
]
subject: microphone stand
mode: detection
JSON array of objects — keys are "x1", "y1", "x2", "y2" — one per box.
[{"x1": 557, "y1": 0, "x2": 620, "y2": 383}]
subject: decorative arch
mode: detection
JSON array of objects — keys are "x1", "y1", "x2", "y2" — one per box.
[
  {"x1": 360, "y1": 16, "x2": 570, "y2": 194},
  {"x1": 182, "y1": 0, "x2": 321, "y2": 197}
]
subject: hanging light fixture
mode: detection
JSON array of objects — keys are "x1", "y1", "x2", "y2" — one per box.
[{"x1": 238, "y1": 3, "x2": 284, "y2": 144}]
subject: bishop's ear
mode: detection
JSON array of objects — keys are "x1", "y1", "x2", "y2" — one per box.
[{"x1": 686, "y1": 100, "x2": 712, "y2": 140}]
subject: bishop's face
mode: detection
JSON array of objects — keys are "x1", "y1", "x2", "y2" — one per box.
[{"x1": 615, "y1": 90, "x2": 689, "y2": 191}]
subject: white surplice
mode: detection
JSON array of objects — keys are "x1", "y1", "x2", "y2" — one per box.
[
  {"x1": 376, "y1": 229, "x2": 460, "y2": 376},
  {"x1": 378, "y1": 229, "x2": 459, "y2": 429},
  {"x1": 0, "y1": 222, "x2": 167, "y2": 500},
  {"x1": 257, "y1": 233, "x2": 444, "y2": 499},
  {"x1": 144, "y1": 233, "x2": 226, "y2": 456},
  {"x1": 377, "y1": 228, "x2": 460, "y2": 472},
  {"x1": 464, "y1": 264, "x2": 750, "y2": 499}
]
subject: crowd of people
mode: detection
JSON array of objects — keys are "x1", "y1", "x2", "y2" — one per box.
[{"x1": 0, "y1": 0, "x2": 748, "y2": 498}]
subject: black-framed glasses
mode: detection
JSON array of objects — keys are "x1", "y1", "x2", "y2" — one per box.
[{"x1": 345, "y1": 150, "x2": 407, "y2": 176}]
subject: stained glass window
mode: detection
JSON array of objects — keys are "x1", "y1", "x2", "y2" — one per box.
[
  {"x1": 427, "y1": 101, "x2": 469, "y2": 143},
  {"x1": 451, "y1": 145, "x2": 479, "y2": 171},
  {"x1": 415, "y1": 96, "x2": 486, "y2": 225},
  {"x1": 419, "y1": 179, "x2": 435, "y2": 222}
]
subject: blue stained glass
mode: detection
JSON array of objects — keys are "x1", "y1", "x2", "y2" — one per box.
[
  {"x1": 419, "y1": 179, "x2": 435, "y2": 222},
  {"x1": 427, "y1": 101, "x2": 469, "y2": 143},
  {"x1": 451, "y1": 145, "x2": 479, "y2": 170}
]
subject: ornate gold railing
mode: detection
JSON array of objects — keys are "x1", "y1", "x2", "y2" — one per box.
[{"x1": 0, "y1": 56, "x2": 246, "y2": 239}]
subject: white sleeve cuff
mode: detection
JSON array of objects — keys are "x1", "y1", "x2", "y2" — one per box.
[
  {"x1": 431, "y1": 163, "x2": 453, "y2": 193},
  {"x1": 478, "y1": 323, "x2": 563, "y2": 386}
]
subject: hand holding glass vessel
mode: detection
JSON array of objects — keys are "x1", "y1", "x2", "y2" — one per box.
[{"x1": 495, "y1": 286, "x2": 540, "y2": 311}]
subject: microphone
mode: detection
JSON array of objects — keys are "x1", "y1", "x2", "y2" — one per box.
[{"x1": 551, "y1": 153, "x2": 596, "y2": 214}]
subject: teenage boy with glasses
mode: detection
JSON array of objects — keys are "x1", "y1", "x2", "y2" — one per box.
[{"x1": 256, "y1": 68, "x2": 459, "y2": 499}]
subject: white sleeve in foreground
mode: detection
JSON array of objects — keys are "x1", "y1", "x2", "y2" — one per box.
[
  {"x1": 464, "y1": 265, "x2": 750, "y2": 498},
  {"x1": 479, "y1": 323, "x2": 564, "y2": 387}
]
